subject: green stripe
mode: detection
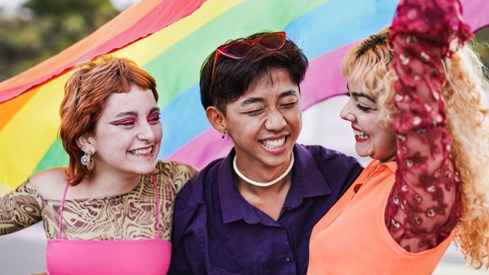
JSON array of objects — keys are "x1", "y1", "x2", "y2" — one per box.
[
  {"x1": 34, "y1": 139, "x2": 68, "y2": 173},
  {"x1": 143, "y1": 0, "x2": 326, "y2": 108}
]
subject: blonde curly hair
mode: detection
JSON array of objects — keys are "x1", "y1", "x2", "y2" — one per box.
[{"x1": 342, "y1": 28, "x2": 489, "y2": 269}]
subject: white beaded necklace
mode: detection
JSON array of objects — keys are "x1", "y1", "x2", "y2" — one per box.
[{"x1": 232, "y1": 152, "x2": 294, "y2": 187}]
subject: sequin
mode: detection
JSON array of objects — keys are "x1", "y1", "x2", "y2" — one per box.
[
  {"x1": 407, "y1": 9, "x2": 417, "y2": 19},
  {"x1": 391, "y1": 219, "x2": 401, "y2": 228},
  {"x1": 401, "y1": 184, "x2": 408, "y2": 192},
  {"x1": 420, "y1": 51, "x2": 430, "y2": 61},
  {"x1": 434, "y1": 170, "x2": 441, "y2": 178},
  {"x1": 445, "y1": 170, "x2": 452, "y2": 179},
  {"x1": 427, "y1": 185, "x2": 436, "y2": 192},
  {"x1": 405, "y1": 160, "x2": 413, "y2": 168},
  {"x1": 413, "y1": 116, "x2": 421, "y2": 125},
  {"x1": 406, "y1": 35, "x2": 417, "y2": 44},
  {"x1": 413, "y1": 194, "x2": 421, "y2": 203},
  {"x1": 436, "y1": 114, "x2": 443, "y2": 123},
  {"x1": 393, "y1": 196, "x2": 400, "y2": 205},
  {"x1": 413, "y1": 216, "x2": 422, "y2": 225},
  {"x1": 427, "y1": 209, "x2": 436, "y2": 217},
  {"x1": 400, "y1": 54, "x2": 410, "y2": 65}
]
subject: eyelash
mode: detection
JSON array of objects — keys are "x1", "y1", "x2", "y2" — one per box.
[
  {"x1": 246, "y1": 109, "x2": 264, "y2": 116},
  {"x1": 281, "y1": 102, "x2": 297, "y2": 109},
  {"x1": 356, "y1": 104, "x2": 371, "y2": 112},
  {"x1": 245, "y1": 101, "x2": 297, "y2": 116}
]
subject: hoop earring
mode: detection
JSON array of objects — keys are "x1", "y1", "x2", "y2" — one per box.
[
  {"x1": 81, "y1": 152, "x2": 94, "y2": 171},
  {"x1": 221, "y1": 131, "x2": 226, "y2": 139}
]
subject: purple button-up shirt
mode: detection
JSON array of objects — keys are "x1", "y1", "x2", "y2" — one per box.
[{"x1": 169, "y1": 144, "x2": 362, "y2": 275}]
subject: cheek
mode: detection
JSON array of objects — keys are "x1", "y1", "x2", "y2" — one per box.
[{"x1": 154, "y1": 124, "x2": 163, "y2": 139}]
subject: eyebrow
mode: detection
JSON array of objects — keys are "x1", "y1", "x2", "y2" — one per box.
[
  {"x1": 240, "y1": 90, "x2": 299, "y2": 107},
  {"x1": 114, "y1": 107, "x2": 160, "y2": 118},
  {"x1": 346, "y1": 84, "x2": 376, "y2": 103},
  {"x1": 349, "y1": 91, "x2": 376, "y2": 103}
]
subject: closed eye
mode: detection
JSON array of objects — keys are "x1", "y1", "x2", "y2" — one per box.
[
  {"x1": 356, "y1": 104, "x2": 371, "y2": 112},
  {"x1": 110, "y1": 118, "x2": 136, "y2": 127},
  {"x1": 281, "y1": 102, "x2": 298, "y2": 109},
  {"x1": 148, "y1": 112, "x2": 161, "y2": 124},
  {"x1": 245, "y1": 109, "x2": 264, "y2": 116}
]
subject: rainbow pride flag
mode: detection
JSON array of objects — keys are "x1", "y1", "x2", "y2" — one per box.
[{"x1": 0, "y1": 0, "x2": 488, "y2": 193}]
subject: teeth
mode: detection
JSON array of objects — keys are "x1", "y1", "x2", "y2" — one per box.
[
  {"x1": 261, "y1": 137, "x2": 285, "y2": 149},
  {"x1": 353, "y1": 130, "x2": 369, "y2": 140},
  {"x1": 131, "y1": 147, "x2": 152, "y2": 155}
]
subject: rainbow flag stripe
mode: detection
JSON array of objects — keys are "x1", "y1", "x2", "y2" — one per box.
[{"x1": 0, "y1": 0, "x2": 488, "y2": 192}]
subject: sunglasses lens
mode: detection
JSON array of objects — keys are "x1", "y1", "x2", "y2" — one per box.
[
  {"x1": 258, "y1": 33, "x2": 285, "y2": 49},
  {"x1": 222, "y1": 42, "x2": 253, "y2": 58}
]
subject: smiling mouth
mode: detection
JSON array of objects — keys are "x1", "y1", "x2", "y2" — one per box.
[
  {"x1": 260, "y1": 137, "x2": 286, "y2": 149},
  {"x1": 353, "y1": 130, "x2": 369, "y2": 140},
  {"x1": 130, "y1": 146, "x2": 153, "y2": 155}
]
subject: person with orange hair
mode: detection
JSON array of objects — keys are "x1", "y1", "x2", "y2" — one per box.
[
  {"x1": 0, "y1": 56, "x2": 197, "y2": 274},
  {"x1": 308, "y1": 0, "x2": 489, "y2": 273}
]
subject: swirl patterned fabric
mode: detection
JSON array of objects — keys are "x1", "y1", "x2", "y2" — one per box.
[{"x1": 0, "y1": 160, "x2": 197, "y2": 241}]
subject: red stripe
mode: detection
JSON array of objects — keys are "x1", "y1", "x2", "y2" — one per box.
[{"x1": 0, "y1": 0, "x2": 206, "y2": 104}]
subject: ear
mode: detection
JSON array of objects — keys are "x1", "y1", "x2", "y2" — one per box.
[
  {"x1": 205, "y1": 106, "x2": 227, "y2": 133},
  {"x1": 76, "y1": 134, "x2": 95, "y2": 153}
]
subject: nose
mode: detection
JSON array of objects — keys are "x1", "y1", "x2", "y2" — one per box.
[
  {"x1": 264, "y1": 108, "x2": 287, "y2": 132},
  {"x1": 137, "y1": 121, "x2": 158, "y2": 141},
  {"x1": 340, "y1": 99, "x2": 356, "y2": 122}
]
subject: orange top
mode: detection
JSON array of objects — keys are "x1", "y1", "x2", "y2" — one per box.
[{"x1": 307, "y1": 160, "x2": 454, "y2": 274}]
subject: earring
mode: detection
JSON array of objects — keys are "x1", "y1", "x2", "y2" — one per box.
[
  {"x1": 81, "y1": 152, "x2": 94, "y2": 171},
  {"x1": 221, "y1": 131, "x2": 226, "y2": 139}
]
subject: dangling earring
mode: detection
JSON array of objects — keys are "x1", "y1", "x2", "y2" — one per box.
[
  {"x1": 221, "y1": 131, "x2": 226, "y2": 139},
  {"x1": 81, "y1": 152, "x2": 94, "y2": 171}
]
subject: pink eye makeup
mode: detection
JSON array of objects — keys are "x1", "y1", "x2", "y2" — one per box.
[
  {"x1": 147, "y1": 111, "x2": 161, "y2": 123},
  {"x1": 110, "y1": 118, "x2": 136, "y2": 126}
]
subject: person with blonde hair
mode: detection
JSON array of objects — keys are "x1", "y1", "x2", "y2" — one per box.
[
  {"x1": 0, "y1": 56, "x2": 197, "y2": 274},
  {"x1": 308, "y1": 0, "x2": 489, "y2": 273}
]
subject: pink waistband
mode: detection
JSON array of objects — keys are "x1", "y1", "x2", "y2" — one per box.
[{"x1": 47, "y1": 238, "x2": 171, "y2": 275}]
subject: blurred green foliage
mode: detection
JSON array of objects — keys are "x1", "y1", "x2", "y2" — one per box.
[
  {"x1": 0, "y1": 1, "x2": 488, "y2": 82},
  {"x1": 0, "y1": 0, "x2": 118, "y2": 81},
  {"x1": 473, "y1": 27, "x2": 489, "y2": 76}
]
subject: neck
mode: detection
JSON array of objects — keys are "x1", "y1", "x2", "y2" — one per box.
[
  {"x1": 233, "y1": 152, "x2": 294, "y2": 188},
  {"x1": 82, "y1": 169, "x2": 142, "y2": 197}
]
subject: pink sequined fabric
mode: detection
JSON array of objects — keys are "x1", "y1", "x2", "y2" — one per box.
[{"x1": 385, "y1": 0, "x2": 471, "y2": 252}]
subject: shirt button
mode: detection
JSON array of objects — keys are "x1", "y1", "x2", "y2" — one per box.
[{"x1": 285, "y1": 257, "x2": 291, "y2": 262}]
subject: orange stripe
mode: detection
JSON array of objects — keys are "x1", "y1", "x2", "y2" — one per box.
[{"x1": 0, "y1": 87, "x2": 38, "y2": 132}]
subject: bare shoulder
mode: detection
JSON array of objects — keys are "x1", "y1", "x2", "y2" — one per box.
[{"x1": 29, "y1": 168, "x2": 69, "y2": 200}]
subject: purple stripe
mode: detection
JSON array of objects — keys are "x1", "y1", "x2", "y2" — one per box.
[{"x1": 167, "y1": 0, "x2": 489, "y2": 169}]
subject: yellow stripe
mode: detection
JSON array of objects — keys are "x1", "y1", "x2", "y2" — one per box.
[
  {"x1": 0, "y1": 76, "x2": 66, "y2": 190},
  {"x1": 112, "y1": 0, "x2": 242, "y2": 64},
  {"x1": 0, "y1": 0, "x2": 241, "y2": 192}
]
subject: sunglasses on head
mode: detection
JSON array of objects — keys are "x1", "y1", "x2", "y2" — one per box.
[{"x1": 210, "y1": 31, "x2": 287, "y2": 83}]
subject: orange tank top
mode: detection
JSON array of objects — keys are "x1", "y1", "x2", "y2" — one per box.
[{"x1": 307, "y1": 160, "x2": 454, "y2": 274}]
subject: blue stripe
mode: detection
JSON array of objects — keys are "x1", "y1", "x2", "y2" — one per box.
[
  {"x1": 158, "y1": 0, "x2": 400, "y2": 158},
  {"x1": 158, "y1": 84, "x2": 210, "y2": 159},
  {"x1": 285, "y1": 0, "x2": 399, "y2": 59}
]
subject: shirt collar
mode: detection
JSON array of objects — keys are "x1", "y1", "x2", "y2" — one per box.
[{"x1": 218, "y1": 144, "x2": 331, "y2": 224}]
